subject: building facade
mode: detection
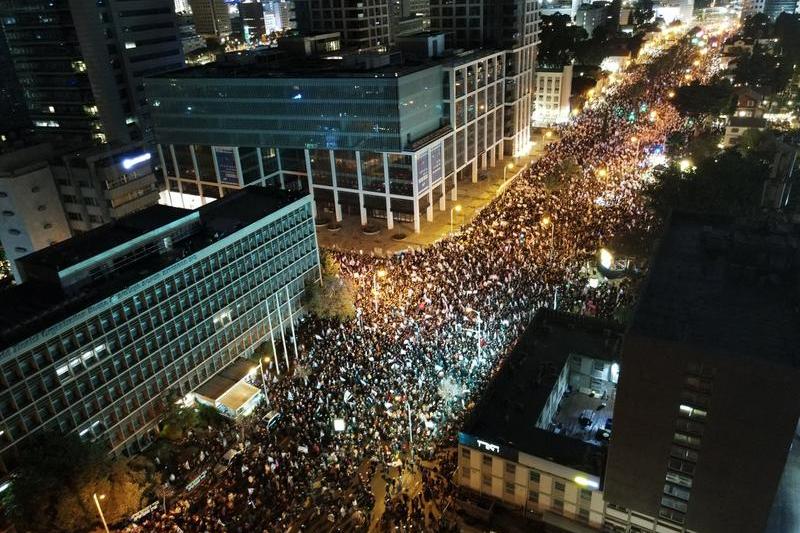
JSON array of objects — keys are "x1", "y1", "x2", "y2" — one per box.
[
  {"x1": 0, "y1": 146, "x2": 72, "y2": 283},
  {"x1": 294, "y1": 0, "x2": 390, "y2": 50},
  {"x1": 240, "y1": 0, "x2": 267, "y2": 44},
  {"x1": 146, "y1": 42, "x2": 516, "y2": 232},
  {"x1": 0, "y1": 143, "x2": 161, "y2": 282},
  {"x1": 0, "y1": 0, "x2": 184, "y2": 144},
  {"x1": 188, "y1": 0, "x2": 232, "y2": 39},
  {"x1": 603, "y1": 213, "x2": 800, "y2": 533},
  {"x1": 533, "y1": 65, "x2": 573, "y2": 126},
  {"x1": 429, "y1": 0, "x2": 539, "y2": 156},
  {"x1": 457, "y1": 311, "x2": 622, "y2": 532},
  {"x1": 0, "y1": 187, "x2": 320, "y2": 467}
]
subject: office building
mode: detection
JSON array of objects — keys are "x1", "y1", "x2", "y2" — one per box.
[
  {"x1": 458, "y1": 310, "x2": 623, "y2": 532},
  {"x1": 189, "y1": 0, "x2": 233, "y2": 39},
  {"x1": 0, "y1": 31, "x2": 27, "y2": 143},
  {"x1": 294, "y1": 0, "x2": 390, "y2": 51},
  {"x1": 575, "y1": 2, "x2": 614, "y2": 37},
  {"x1": 174, "y1": 0, "x2": 192, "y2": 12},
  {"x1": 429, "y1": 0, "x2": 539, "y2": 156},
  {"x1": 146, "y1": 34, "x2": 521, "y2": 232},
  {"x1": 277, "y1": 0, "x2": 296, "y2": 30},
  {"x1": 603, "y1": 212, "x2": 800, "y2": 533},
  {"x1": 0, "y1": 0, "x2": 184, "y2": 144},
  {"x1": 240, "y1": 0, "x2": 267, "y2": 44},
  {"x1": 0, "y1": 187, "x2": 320, "y2": 467},
  {"x1": 533, "y1": 65, "x2": 573, "y2": 126},
  {"x1": 389, "y1": 0, "x2": 430, "y2": 41},
  {"x1": 0, "y1": 143, "x2": 161, "y2": 282},
  {"x1": 0, "y1": 146, "x2": 72, "y2": 283},
  {"x1": 763, "y1": 0, "x2": 797, "y2": 18}
]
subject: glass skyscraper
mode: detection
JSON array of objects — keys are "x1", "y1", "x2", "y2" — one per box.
[{"x1": 145, "y1": 38, "x2": 517, "y2": 232}]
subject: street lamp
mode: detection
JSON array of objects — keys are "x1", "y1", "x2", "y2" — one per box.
[
  {"x1": 260, "y1": 355, "x2": 271, "y2": 406},
  {"x1": 503, "y1": 162, "x2": 514, "y2": 181},
  {"x1": 599, "y1": 248, "x2": 614, "y2": 270},
  {"x1": 667, "y1": 90, "x2": 676, "y2": 98},
  {"x1": 597, "y1": 168, "x2": 608, "y2": 179},
  {"x1": 450, "y1": 204, "x2": 462, "y2": 234},
  {"x1": 679, "y1": 159, "x2": 694, "y2": 172},
  {"x1": 544, "y1": 130, "x2": 553, "y2": 139},
  {"x1": 93, "y1": 493, "x2": 110, "y2": 533},
  {"x1": 372, "y1": 269, "x2": 387, "y2": 313}
]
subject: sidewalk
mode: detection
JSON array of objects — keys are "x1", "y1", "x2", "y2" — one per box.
[{"x1": 316, "y1": 152, "x2": 541, "y2": 256}]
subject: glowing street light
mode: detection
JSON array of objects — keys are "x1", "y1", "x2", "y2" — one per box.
[
  {"x1": 599, "y1": 248, "x2": 614, "y2": 270},
  {"x1": 649, "y1": 110, "x2": 658, "y2": 121},
  {"x1": 597, "y1": 168, "x2": 608, "y2": 179},
  {"x1": 372, "y1": 269, "x2": 387, "y2": 313},
  {"x1": 503, "y1": 162, "x2": 514, "y2": 180},
  {"x1": 679, "y1": 159, "x2": 694, "y2": 172},
  {"x1": 450, "y1": 204, "x2": 462, "y2": 234},
  {"x1": 544, "y1": 130, "x2": 553, "y2": 139},
  {"x1": 668, "y1": 90, "x2": 676, "y2": 98},
  {"x1": 93, "y1": 493, "x2": 110, "y2": 533}
]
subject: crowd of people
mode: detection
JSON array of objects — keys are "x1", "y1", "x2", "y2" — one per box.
[{"x1": 124, "y1": 29, "x2": 721, "y2": 533}]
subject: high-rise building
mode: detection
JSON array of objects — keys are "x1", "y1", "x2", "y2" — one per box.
[
  {"x1": 533, "y1": 65, "x2": 573, "y2": 126},
  {"x1": 603, "y1": 212, "x2": 800, "y2": 533},
  {"x1": 763, "y1": 0, "x2": 797, "y2": 18},
  {"x1": 0, "y1": 142, "x2": 161, "y2": 282},
  {"x1": 0, "y1": 30, "x2": 28, "y2": 144},
  {"x1": 0, "y1": 0, "x2": 184, "y2": 144},
  {"x1": 240, "y1": 0, "x2": 267, "y2": 43},
  {"x1": 146, "y1": 34, "x2": 521, "y2": 232},
  {"x1": 278, "y1": 0, "x2": 296, "y2": 29},
  {"x1": 389, "y1": 0, "x2": 430, "y2": 42},
  {"x1": 294, "y1": 0, "x2": 390, "y2": 50},
  {"x1": 0, "y1": 187, "x2": 320, "y2": 467},
  {"x1": 0, "y1": 145, "x2": 72, "y2": 283},
  {"x1": 174, "y1": 0, "x2": 192, "y2": 12},
  {"x1": 429, "y1": 0, "x2": 539, "y2": 156},
  {"x1": 188, "y1": 0, "x2": 232, "y2": 39}
]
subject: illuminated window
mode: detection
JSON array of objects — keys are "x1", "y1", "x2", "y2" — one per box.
[{"x1": 125, "y1": 41, "x2": 137, "y2": 49}]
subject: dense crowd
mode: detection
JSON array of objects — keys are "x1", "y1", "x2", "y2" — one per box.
[{"x1": 124, "y1": 30, "x2": 721, "y2": 533}]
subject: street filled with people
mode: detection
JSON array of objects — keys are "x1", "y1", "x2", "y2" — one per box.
[{"x1": 125, "y1": 26, "x2": 724, "y2": 533}]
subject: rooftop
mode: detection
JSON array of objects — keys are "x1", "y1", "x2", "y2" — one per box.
[
  {"x1": 630, "y1": 211, "x2": 800, "y2": 366},
  {"x1": 0, "y1": 187, "x2": 306, "y2": 352},
  {"x1": 461, "y1": 310, "x2": 623, "y2": 476}
]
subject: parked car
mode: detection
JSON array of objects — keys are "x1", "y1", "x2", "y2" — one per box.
[
  {"x1": 262, "y1": 410, "x2": 281, "y2": 431},
  {"x1": 596, "y1": 428, "x2": 611, "y2": 443}
]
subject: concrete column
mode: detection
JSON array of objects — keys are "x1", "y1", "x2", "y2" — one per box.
[
  {"x1": 355, "y1": 151, "x2": 367, "y2": 226},
  {"x1": 427, "y1": 188, "x2": 434, "y2": 221},
  {"x1": 439, "y1": 179, "x2": 446, "y2": 211},
  {"x1": 304, "y1": 149, "x2": 316, "y2": 217},
  {"x1": 471, "y1": 160, "x2": 478, "y2": 183},
  {"x1": 382, "y1": 153, "x2": 393, "y2": 230},
  {"x1": 413, "y1": 199, "x2": 420, "y2": 234},
  {"x1": 489, "y1": 144, "x2": 496, "y2": 167},
  {"x1": 275, "y1": 148, "x2": 285, "y2": 189},
  {"x1": 481, "y1": 152, "x2": 488, "y2": 170},
  {"x1": 329, "y1": 150, "x2": 342, "y2": 222}
]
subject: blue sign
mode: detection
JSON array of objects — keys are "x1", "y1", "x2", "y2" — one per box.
[{"x1": 215, "y1": 148, "x2": 239, "y2": 185}]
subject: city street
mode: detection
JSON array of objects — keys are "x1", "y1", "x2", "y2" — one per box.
[{"x1": 123, "y1": 26, "x2": 725, "y2": 533}]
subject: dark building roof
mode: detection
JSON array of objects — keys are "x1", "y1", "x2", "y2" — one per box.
[
  {"x1": 0, "y1": 187, "x2": 307, "y2": 351},
  {"x1": 461, "y1": 310, "x2": 623, "y2": 476},
  {"x1": 728, "y1": 116, "x2": 767, "y2": 128},
  {"x1": 630, "y1": 211, "x2": 800, "y2": 366},
  {"x1": 21, "y1": 205, "x2": 189, "y2": 272}
]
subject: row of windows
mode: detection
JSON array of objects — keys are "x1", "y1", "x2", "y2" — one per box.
[{"x1": 0, "y1": 222, "x2": 317, "y2": 451}]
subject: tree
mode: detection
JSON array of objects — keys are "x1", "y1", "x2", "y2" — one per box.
[
  {"x1": 742, "y1": 13, "x2": 770, "y2": 40},
  {"x1": 304, "y1": 252, "x2": 356, "y2": 321},
  {"x1": 644, "y1": 149, "x2": 768, "y2": 219},
  {"x1": 538, "y1": 14, "x2": 589, "y2": 67},
  {"x1": 633, "y1": 0, "x2": 655, "y2": 25},
  {"x1": 673, "y1": 81, "x2": 733, "y2": 116},
  {"x1": 5, "y1": 432, "x2": 148, "y2": 532},
  {"x1": 543, "y1": 156, "x2": 582, "y2": 192}
]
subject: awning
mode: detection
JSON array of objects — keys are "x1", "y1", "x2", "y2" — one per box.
[{"x1": 218, "y1": 381, "x2": 261, "y2": 413}]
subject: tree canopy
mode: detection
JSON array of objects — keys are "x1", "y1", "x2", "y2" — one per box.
[
  {"x1": 673, "y1": 81, "x2": 733, "y2": 116},
  {"x1": 5, "y1": 432, "x2": 149, "y2": 532},
  {"x1": 538, "y1": 14, "x2": 589, "y2": 67},
  {"x1": 304, "y1": 252, "x2": 356, "y2": 321}
]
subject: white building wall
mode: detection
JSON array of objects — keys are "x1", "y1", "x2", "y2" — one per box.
[{"x1": 0, "y1": 166, "x2": 72, "y2": 283}]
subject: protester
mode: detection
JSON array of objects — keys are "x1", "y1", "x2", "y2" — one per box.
[{"x1": 124, "y1": 33, "x2": 718, "y2": 532}]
